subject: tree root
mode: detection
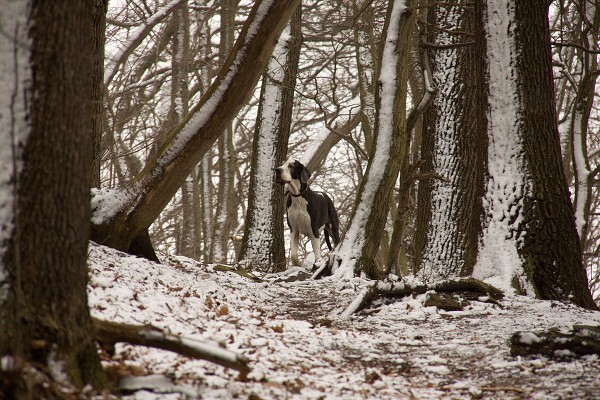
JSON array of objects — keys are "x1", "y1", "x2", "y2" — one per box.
[
  {"x1": 510, "y1": 325, "x2": 600, "y2": 358},
  {"x1": 341, "y1": 277, "x2": 504, "y2": 317},
  {"x1": 92, "y1": 318, "x2": 250, "y2": 374}
]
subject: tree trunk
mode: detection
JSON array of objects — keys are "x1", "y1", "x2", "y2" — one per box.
[
  {"x1": 414, "y1": 0, "x2": 486, "y2": 280},
  {"x1": 353, "y1": 0, "x2": 379, "y2": 153},
  {"x1": 92, "y1": 0, "x2": 108, "y2": 189},
  {"x1": 211, "y1": 0, "x2": 239, "y2": 263},
  {"x1": 333, "y1": 0, "x2": 416, "y2": 280},
  {"x1": 474, "y1": 0, "x2": 596, "y2": 309},
  {"x1": 570, "y1": 3, "x2": 599, "y2": 258},
  {"x1": 515, "y1": 0, "x2": 595, "y2": 308},
  {"x1": 238, "y1": 6, "x2": 302, "y2": 272},
  {"x1": 0, "y1": 0, "x2": 107, "y2": 392},
  {"x1": 91, "y1": 0, "x2": 302, "y2": 259}
]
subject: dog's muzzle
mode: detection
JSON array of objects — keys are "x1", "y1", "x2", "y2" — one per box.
[{"x1": 274, "y1": 168, "x2": 287, "y2": 185}]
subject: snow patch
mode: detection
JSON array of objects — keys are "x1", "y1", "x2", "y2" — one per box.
[
  {"x1": 91, "y1": 186, "x2": 137, "y2": 225},
  {"x1": 517, "y1": 332, "x2": 541, "y2": 345},
  {"x1": 88, "y1": 243, "x2": 600, "y2": 399}
]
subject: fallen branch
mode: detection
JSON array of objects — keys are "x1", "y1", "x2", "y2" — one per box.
[
  {"x1": 340, "y1": 282, "x2": 377, "y2": 318},
  {"x1": 341, "y1": 277, "x2": 504, "y2": 316},
  {"x1": 93, "y1": 318, "x2": 250, "y2": 374},
  {"x1": 510, "y1": 325, "x2": 600, "y2": 358},
  {"x1": 214, "y1": 264, "x2": 263, "y2": 282}
]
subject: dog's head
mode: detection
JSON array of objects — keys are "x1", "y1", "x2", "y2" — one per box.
[{"x1": 275, "y1": 158, "x2": 311, "y2": 186}]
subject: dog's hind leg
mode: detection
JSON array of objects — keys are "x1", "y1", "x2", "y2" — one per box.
[{"x1": 290, "y1": 230, "x2": 301, "y2": 266}]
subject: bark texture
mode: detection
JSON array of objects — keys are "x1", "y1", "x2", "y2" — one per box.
[
  {"x1": 515, "y1": 0, "x2": 595, "y2": 308},
  {"x1": 414, "y1": 0, "x2": 486, "y2": 279},
  {"x1": 334, "y1": 0, "x2": 416, "y2": 279},
  {"x1": 92, "y1": 0, "x2": 108, "y2": 189},
  {"x1": 0, "y1": 0, "x2": 107, "y2": 391}
]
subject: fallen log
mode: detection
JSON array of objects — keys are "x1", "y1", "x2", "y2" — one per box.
[
  {"x1": 510, "y1": 325, "x2": 600, "y2": 358},
  {"x1": 341, "y1": 277, "x2": 504, "y2": 316},
  {"x1": 93, "y1": 318, "x2": 250, "y2": 374}
]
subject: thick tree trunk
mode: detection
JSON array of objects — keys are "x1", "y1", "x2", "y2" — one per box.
[
  {"x1": 474, "y1": 0, "x2": 595, "y2": 309},
  {"x1": 0, "y1": 0, "x2": 107, "y2": 391},
  {"x1": 91, "y1": 0, "x2": 301, "y2": 258},
  {"x1": 239, "y1": 6, "x2": 302, "y2": 272},
  {"x1": 515, "y1": 0, "x2": 595, "y2": 308},
  {"x1": 414, "y1": 0, "x2": 486, "y2": 280}
]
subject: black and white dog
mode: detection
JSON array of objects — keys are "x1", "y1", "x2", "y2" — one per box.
[{"x1": 275, "y1": 159, "x2": 340, "y2": 266}]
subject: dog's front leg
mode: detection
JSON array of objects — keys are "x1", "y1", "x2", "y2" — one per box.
[
  {"x1": 311, "y1": 236, "x2": 321, "y2": 262},
  {"x1": 290, "y1": 230, "x2": 301, "y2": 266}
]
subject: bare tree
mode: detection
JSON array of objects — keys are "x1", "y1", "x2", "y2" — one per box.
[
  {"x1": 333, "y1": 0, "x2": 417, "y2": 279},
  {"x1": 239, "y1": 6, "x2": 302, "y2": 272},
  {"x1": 414, "y1": 0, "x2": 486, "y2": 280},
  {"x1": 91, "y1": 0, "x2": 301, "y2": 259},
  {"x1": 0, "y1": 0, "x2": 107, "y2": 392},
  {"x1": 474, "y1": 0, "x2": 595, "y2": 308}
]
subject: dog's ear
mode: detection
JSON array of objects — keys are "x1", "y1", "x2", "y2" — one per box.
[{"x1": 300, "y1": 164, "x2": 311, "y2": 184}]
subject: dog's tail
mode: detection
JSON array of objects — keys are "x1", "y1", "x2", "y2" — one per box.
[{"x1": 322, "y1": 193, "x2": 340, "y2": 250}]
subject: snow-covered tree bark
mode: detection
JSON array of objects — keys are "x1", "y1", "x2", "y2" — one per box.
[
  {"x1": 0, "y1": 0, "x2": 107, "y2": 390},
  {"x1": 569, "y1": 3, "x2": 599, "y2": 257},
  {"x1": 333, "y1": 0, "x2": 416, "y2": 280},
  {"x1": 238, "y1": 6, "x2": 302, "y2": 271},
  {"x1": 414, "y1": 0, "x2": 486, "y2": 280},
  {"x1": 91, "y1": 0, "x2": 301, "y2": 259},
  {"x1": 474, "y1": 0, "x2": 534, "y2": 294},
  {"x1": 474, "y1": 0, "x2": 595, "y2": 309}
]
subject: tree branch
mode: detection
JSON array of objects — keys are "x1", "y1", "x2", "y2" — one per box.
[
  {"x1": 92, "y1": 318, "x2": 250, "y2": 374},
  {"x1": 341, "y1": 277, "x2": 504, "y2": 316},
  {"x1": 420, "y1": 41, "x2": 475, "y2": 50},
  {"x1": 551, "y1": 41, "x2": 600, "y2": 55}
]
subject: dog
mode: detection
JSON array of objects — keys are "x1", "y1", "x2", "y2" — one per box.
[{"x1": 275, "y1": 159, "x2": 340, "y2": 266}]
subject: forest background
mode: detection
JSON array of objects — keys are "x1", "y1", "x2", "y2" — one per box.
[
  {"x1": 1, "y1": 0, "x2": 600, "y2": 395},
  {"x1": 96, "y1": 0, "x2": 600, "y2": 301}
]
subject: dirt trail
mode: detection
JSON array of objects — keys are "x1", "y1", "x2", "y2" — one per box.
[{"x1": 254, "y1": 276, "x2": 600, "y2": 399}]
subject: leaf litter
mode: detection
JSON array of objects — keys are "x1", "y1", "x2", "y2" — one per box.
[{"x1": 88, "y1": 242, "x2": 600, "y2": 399}]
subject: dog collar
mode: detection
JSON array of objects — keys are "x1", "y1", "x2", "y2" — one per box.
[{"x1": 285, "y1": 185, "x2": 308, "y2": 198}]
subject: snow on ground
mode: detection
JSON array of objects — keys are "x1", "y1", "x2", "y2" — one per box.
[{"x1": 88, "y1": 243, "x2": 600, "y2": 399}]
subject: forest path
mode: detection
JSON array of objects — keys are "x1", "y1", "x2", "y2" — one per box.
[
  {"x1": 89, "y1": 245, "x2": 600, "y2": 399},
  {"x1": 264, "y1": 278, "x2": 356, "y2": 325},
  {"x1": 250, "y1": 273, "x2": 600, "y2": 399}
]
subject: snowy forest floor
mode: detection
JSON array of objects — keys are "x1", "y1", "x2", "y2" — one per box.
[{"x1": 88, "y1": 243, "x2": 600, "y2": 400}]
